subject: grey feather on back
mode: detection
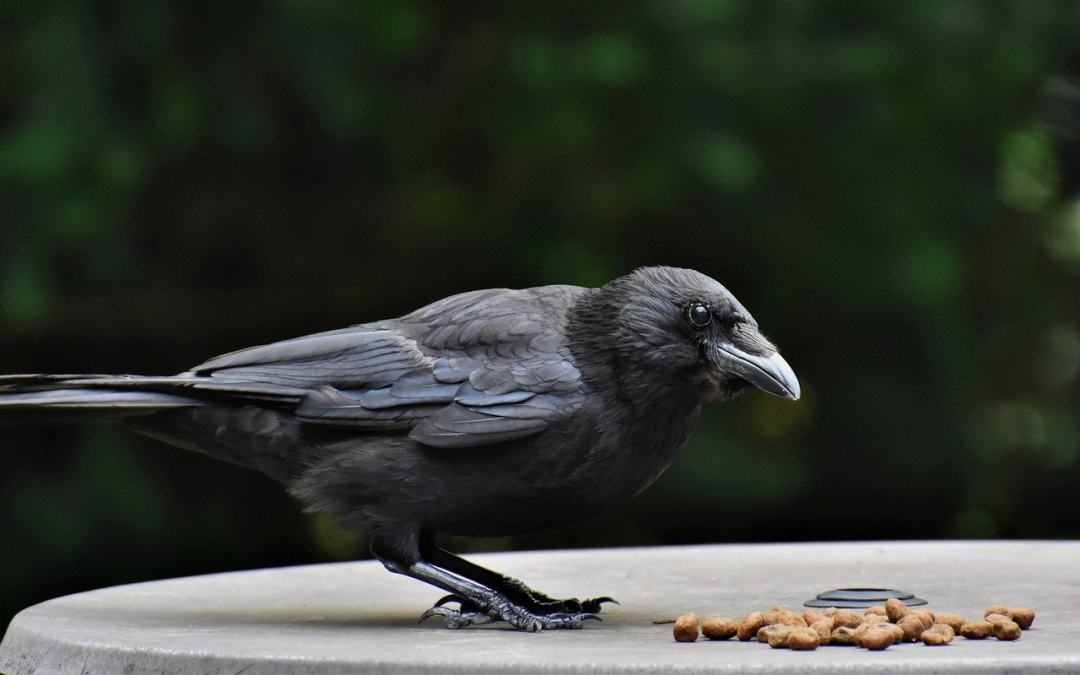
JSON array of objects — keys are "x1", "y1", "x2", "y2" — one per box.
[
  {"x1": 185, "y1": 286, "x2": 590, "y2": 448},
  {"x1": 191, "y1": 329, "x2": 434, "y2": 390}
]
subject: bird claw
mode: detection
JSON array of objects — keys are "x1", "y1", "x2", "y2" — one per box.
[
  {"x1": 433, "y1": 594, "x2": 465, "y2": 608},
  {"x1": 581, "y1": 596, "x2": 619, "y2": 613},
  {"x1": 525, "y1": 594, "x2": 618, "y2": 615},
  {"x1": 419, "y1": 599, "x2": 603, "y2": 631},
  {"x1": 494, "y1": 604, "x2": 602, "y2": 631},
  {"x1": 419, "y1": 605, "x2": 495, "y2": 629}
]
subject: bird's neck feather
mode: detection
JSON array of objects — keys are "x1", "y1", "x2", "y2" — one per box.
[
  {"x1": 566, "y1": 287, "x2": 707, "y2": 412},
  {"x1": 566, "y1": 288, "x2": 706, "y2": 462}
]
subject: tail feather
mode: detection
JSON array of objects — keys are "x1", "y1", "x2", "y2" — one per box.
[
  {"x1": 0, "y1": 375, "x2": 201, "y2": 424},
  {"x1": 0, "y1": 388, "x2": 197, "y2": 409},
  {"x1": 1, "y1": 374, "x2": 313, "y2": 482},
  {"x1": 0, "y1": 373, "x2": 310, "y2": 425},
  {"x1": 2, "y1": 374, "x2": 306, "y2": 398}
]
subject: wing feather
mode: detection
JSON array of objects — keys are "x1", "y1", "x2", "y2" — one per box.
[
  {"x1": 179, "y1": 286, "x2": 588, "y2": 448},
  {"x1": 408, "y1": 403, "x2": 549, "y2": 448}
]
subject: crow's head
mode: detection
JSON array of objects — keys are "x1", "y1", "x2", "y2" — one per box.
[{"x1": 573, "y1": 266, "x2": 800, "y2": 402}]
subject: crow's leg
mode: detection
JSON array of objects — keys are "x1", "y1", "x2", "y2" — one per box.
[
  {"x1": 387, "y1": 560, "x2": 601, "y2": 631},
  {"x1": 371, "y1": 529, "x2": 600, "y2": 631},
  {"x1": 419, "y1": 536, "x2": 616, "y2": 615}
]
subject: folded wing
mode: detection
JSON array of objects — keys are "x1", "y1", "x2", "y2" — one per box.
[{"x1": 185, "y1": 286, "x2": 587, "y2": 448}]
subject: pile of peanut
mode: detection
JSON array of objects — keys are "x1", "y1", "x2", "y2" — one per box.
[{"x1": 672, "y1": 599, "x2": 1035, "y2": 651}]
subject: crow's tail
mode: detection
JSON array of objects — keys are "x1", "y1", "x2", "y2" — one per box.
[{"x1": 0, "y1": 374, "x2": 202, "y2": 425}]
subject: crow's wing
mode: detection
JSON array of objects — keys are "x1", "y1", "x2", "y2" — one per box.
[
  {"x1": 188, "y1": 286, "x2": 587, "y2": 448},
  {"x1": 190, "y1": 327, "x2": 435, "y2": 390}
]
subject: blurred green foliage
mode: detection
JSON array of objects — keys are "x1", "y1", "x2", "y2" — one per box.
[{"x1": 2, "y1": 0, "x2": 1080, "y2": 629}]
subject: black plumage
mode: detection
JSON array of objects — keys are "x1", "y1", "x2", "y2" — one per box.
[{"x1": 0, "y1": 266, "x2": 799, "y2": 630}]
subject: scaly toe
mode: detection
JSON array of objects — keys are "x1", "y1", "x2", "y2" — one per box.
[
  {"x1": 493, "y1": 600, "x2": 602, "y2": 631},
  {"x1": 542, "y1": 612, "x2": 603, "y2": 629},
  {"x1": 418, "y1": 606, "x2": 495, "y2": 629}
]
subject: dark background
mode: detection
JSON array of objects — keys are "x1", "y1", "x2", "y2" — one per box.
[{"x1": 3, "y1": 1, "x2": 1080, "y2": 631}]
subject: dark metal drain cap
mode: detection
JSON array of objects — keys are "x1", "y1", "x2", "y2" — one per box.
[{"x1": 804, "y1": 588, "x2": 927, "y2": 609}]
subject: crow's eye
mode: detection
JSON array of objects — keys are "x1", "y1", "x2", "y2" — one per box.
[{"x1": 686, "y1": 302, "x2": 712, "y2": 328}]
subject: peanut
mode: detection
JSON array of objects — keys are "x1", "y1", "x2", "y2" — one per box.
[
  {"x1": 935, "y1": 612, "x2": 965, "y2": 632},
  {"x1": 993, "y1": 620, "x2": 1022, "y2": 641},
  {"x1": 776, "y1": 613, "x2": 808, "y2": 627},
  {"x1": 855, "y1": 622, "x2": 901, "y2": 646},
  {"x1": 810, "y1": 617, "x2": 834, "y2": 644},
  {"x1": 864, "y1": 605, "x2": 887, "y2": 617},
  {"x1": 831, "y1": 625, "x2": 859, "y2": 645},
  {"x1": 984, "y1": 604, "x2": 1010, "y2": 619},
  {"x1": 885, "y1": 597, "x2": 908, "y2": 622},
  {"x1": 960, "y1": 620, "x2": 993, "y2": 639},
  {"x1": 763, "y1": 607, "x2": 806, "y2": 627},
  {"x1": 673, "y1": 613, "x2": 700, "y2": 642},
  {"x1": 985, "y1": 613, "x2": 1011, "y2": 627},
  {"x1": 1010, "y1": 607, "x2": 1035, "y2": 630},
  {"x1": 859, "y1": 624, "x2": 896, "y2": 650},
  {"x1": 898, "y1": 614, "x2": 926, "y2": 642},
  {"x1": 786, "y1": 627, "x2": 821, "y2": 650},
  {"x1": 831, "y1": 609, "x2": 863, "y2": 629},
  {"x1": 922, "y1": 623, "x2": 955, "y2": 646},
  {"x1": 702, "y1": 616, "x2": 738, "y2": 641},
  {"x1": 765, "y1": 625, "x2": 794, "y2": 648},
  {"x1": 803, "y1": 609, "x2": 826, "y2": 625},
  {"x1": 912, "y1": 609, "x2": 935, "y2": 629},
  {"x1": 736, "y1": 611, "x2": 765, "y2": 641}
]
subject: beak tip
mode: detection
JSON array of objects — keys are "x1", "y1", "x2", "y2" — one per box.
[
  {"x1": 766, "y1": 354, "x2": 800, "y2": 401},
  {"x1": 714, "y1": 342, "x2": 801, "y2": 402}
]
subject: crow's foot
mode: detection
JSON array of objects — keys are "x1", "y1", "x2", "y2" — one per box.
[
  {"x1": 419, "y1": 605, "x2": 496, "y2": 628},
  {"x1": 380, "y1": 558, "x2": 606, "y2": 631},
  {"x1": 484, "y1": 576, "x2": 619, "y2": 614},
  {"x1": 532, "y1": 595, "x2": 619, "y2": 615},
  {"x1": 434, "y1": 592, "x2": 618, "y2": 616},
  {"x1": 415, "y1": 540, "x2": 618, "y2": 618},
  {"x1": 420, "y1": 597, "x2": 601, "y2": 631}
]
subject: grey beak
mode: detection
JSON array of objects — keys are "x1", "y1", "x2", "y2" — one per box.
[{"x1": 714, "y1": 342, "x2": 801, "y2": 400}]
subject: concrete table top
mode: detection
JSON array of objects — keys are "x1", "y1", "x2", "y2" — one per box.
[{"x1": 2, "y1": 541, "x2": 1078, "y2": 674}]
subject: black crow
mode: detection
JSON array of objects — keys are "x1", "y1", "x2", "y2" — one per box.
[{"x1": 0, "y1": 266, "x2": 799, "y2": 631}]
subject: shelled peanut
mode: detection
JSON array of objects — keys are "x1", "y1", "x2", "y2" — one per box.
[
  {"x1": 921, "y1": 624, "x2": 955, "y2": 646},
  {"x1": 670, "y1": 600, "x2": 1036, "y2": 651},
  {"x1": 702, "y1": 616, "x2": 739, "y2": 640},
  {"x1": 672, "y1": 613, "x2": 700, "y2": 642}
]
